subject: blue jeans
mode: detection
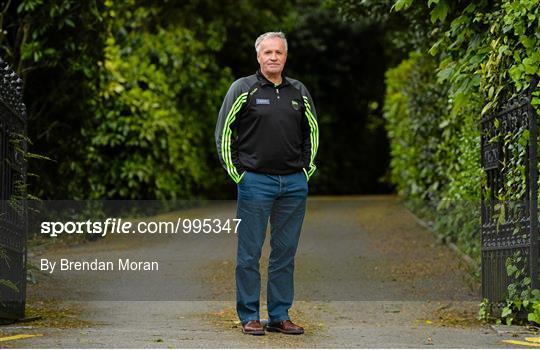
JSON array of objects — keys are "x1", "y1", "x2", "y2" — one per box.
[{"x1": 235, "y1": 170, "x2": 308, "y2": 324}]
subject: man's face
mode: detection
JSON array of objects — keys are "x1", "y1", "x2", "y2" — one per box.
[{"x1": 257, "y1": 37, "x2": 287, "y2": 77}]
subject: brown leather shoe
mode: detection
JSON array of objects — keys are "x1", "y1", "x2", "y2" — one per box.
[
  {"x1": 241, "y1": 320, "x2": 265, "y2": 335},
  {"x1": 266, "y1": 320, "x2": 304, "y2": 334}
]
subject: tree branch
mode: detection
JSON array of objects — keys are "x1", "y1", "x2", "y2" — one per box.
[{"x1": 0, "y1": 0, "x2": 13, "y2": 48}]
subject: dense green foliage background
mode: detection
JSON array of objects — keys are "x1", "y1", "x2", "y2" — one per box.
[{"x1": 1, "y1": 0, "x2": 397, "y2": 200}]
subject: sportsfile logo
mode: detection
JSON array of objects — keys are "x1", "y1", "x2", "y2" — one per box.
[{"x1": 41, "y1": 218, "x2": 242, "y2": 237}]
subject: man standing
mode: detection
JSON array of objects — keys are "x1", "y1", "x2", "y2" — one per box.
[{"x1": 215, "y1": 32, "x2": 319, "y2": 335}]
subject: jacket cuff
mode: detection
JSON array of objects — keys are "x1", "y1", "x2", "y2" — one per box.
[
  {"x1": 234, "y1": 170, "x2": 247, "y2": 184},
  {"x1": 228, "y1": 164, "x2": 246, "y2": 183},
  {"x1": 302, "y1": 168, "x2": 310, "y2": 182}
]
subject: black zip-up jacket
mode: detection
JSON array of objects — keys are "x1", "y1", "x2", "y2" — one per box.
[{"x1": 215, "y1": 70, "x2": 319, "y2": 183}]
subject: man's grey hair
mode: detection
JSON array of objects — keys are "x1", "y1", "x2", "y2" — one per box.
[{"x1": 255, "y1": 32, "x2": 288, "y2": 53}]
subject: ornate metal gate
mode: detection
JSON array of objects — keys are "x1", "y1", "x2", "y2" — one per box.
[
  {"x1": 481, "y1": 79, "x2": 539, "y2": 306},
  {"x1": 0, "y1": 58, "x2": 28, "y2": 322}
]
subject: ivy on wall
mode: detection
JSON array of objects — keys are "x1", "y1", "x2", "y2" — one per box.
[
  {"x1": 386, "y1": 0, "x2": 540, "y2": 325},
  {"x1": 330, "y1": 0, "x2": 540, "y2": 324}
]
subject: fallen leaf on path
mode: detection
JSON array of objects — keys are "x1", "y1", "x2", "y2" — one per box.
[
  {"x1": 503, "y1": 339, "x2": 540, "y2": 347},
  {"x1": 526, "y1": 338, "x2": 540, "y2": 343},
  {"x1": 0, "y1": 334, "x2": 43, "y2": 342},
  {"x1": 424, "y1": 336, "x2": 434, "y2": 345}
]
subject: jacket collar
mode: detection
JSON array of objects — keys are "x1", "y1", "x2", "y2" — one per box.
[{"x1": 256, "y1": 69, "x2": 289, "y2": 87}]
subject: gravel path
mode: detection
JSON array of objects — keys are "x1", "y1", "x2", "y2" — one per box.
[{"x1": 0, "y1": 195, "x2": 527, "y2": 348}]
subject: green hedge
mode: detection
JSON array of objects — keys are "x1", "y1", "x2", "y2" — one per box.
[
  {"x1": 384, "y1": 49, "x2": 482, "y2": 268},
  {"x1": 380, "y1": 0, "x2": 540, "y2": 325}
]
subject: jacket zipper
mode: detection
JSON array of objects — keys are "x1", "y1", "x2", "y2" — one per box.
[{"x1": 276, "y1": 87, "x2": 280, "y2": 100}]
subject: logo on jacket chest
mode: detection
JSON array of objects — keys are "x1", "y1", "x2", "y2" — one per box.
[{"x1": 256, "y1": 98, "x2": 270, "y2": 105}]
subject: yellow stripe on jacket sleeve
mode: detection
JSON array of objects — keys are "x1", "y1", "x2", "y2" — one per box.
[{"x1": 221, "y1": 92, "x2": 248, "y2": 182}]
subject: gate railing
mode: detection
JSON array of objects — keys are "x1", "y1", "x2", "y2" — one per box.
[
  {"x1": 481, "y1": 78, "x2": 539, "y2": 307},
  {"x1": 0, "y1": 57, "x2": 28, "y2": 322}
]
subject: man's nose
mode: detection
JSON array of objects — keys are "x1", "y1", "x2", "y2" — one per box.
[{"x1": 270, "y1": 53, "x2": 277, "y2": 60}]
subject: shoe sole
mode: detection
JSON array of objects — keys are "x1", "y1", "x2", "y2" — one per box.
[
  {"x1": 266, "y1": 326, "x2": 304, "y2": 335},
  {"x1": 242, "y1": 328, "x2": 265, "y2": 336}
]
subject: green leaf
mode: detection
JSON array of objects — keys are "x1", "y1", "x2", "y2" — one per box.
[
  {"x1": 392, "y1": 0, "x2": 414, "y2": 12},
  {"x1": 0, "y1": 279, "x2": 19, "y2": 292},
  {"x1": 430, "y1": 0, "x2": 449, "y2": 23},
  {"x1": 523, "y1": 57, "x2": 538, "y2": 74},
  {"x1": 482, "y1": 101, "x2": 494, "y2": 116},
  {"x1": 64, "y1": 18, "x2": 75, "y2": 28},
  {"x1": 501, "y1": 306, "x2": 512, "y2": 318},
  {"x1": 437, "y1": 67, "x2": 453, "y2": 81},
  {"x1": 528, "y1": 312, "x2": 540, "y2": 324},
  {"x1": 506, "y1": 316, "x2": 514, "y2": 325},
  {"x1": 506, "y1": 264, "x2": 517, "y2": 277},
  {"x1": 438, "y1": 119, "x2": 450, "y2": 128}
]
